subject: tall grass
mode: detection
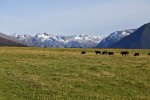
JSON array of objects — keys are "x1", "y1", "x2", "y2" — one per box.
[{"x1": 0, "y1": 47, "x2": 150, "y2": 100}]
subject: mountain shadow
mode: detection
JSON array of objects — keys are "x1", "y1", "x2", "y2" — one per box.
[
  {"x1": 96, "y1": 29, "x2": 136, "y2": 48},
  {"x1": 110, "y1": 23, "x2": 150, "y2": 49},
  {"x1": 0, "y1": 32, "x2": 27, "y2": 47}
]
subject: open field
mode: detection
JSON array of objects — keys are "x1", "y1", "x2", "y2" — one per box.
[{"x1": 0, "y1": 47, "x2": 150, "y2": 100}]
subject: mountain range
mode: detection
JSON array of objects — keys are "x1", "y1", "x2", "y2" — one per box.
[
  {"x1": 0, "y1": 32, "x2": 27, "y2": 47},
  {"x1": 11, "y1": 33, "x2": 103, "y2": 48},
  {"x1": 96, "y1": 29, "x2": 136, "y2": 48},
  {"x1": 0, "y1": 22, "x2": 150, "y2": 49},
  {"x1": 111, "y1": 23, "x2": 150, "y2": 49}
]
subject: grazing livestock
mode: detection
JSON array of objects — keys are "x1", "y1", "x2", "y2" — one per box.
[
  {"x1": 148, "y1": 53, "x2": 150, "y2": 56},
  {"x1": 95, "y1": 51, "x2": 101, "y2": 54},
  {"x1": 81, "y1": 51, "x2": 86, "y2": 54},
  {"x1": 102, "y1": 51, "x2": 107, "y2": 55},
  {"x1": 134, "y1": 53, "x2": 139, "y2": 56},
  {"x1": 121, "y1": 51, "x2": 129, "y2": 56},
  {"x1": 108, "y1": 52, "x2": 114, "y2": 55}
]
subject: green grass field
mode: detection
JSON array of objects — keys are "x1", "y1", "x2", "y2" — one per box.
[{"x1": 0, "y1": 47, "x2": 150, "y2": 100}]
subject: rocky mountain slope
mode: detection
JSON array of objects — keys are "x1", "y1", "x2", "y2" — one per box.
[
  {"x1": 111, "y1": 23, "x2": 150, "y2": 49},
  {"x1": 11, "y1": 33, "x2": 103, "y2": 48},
  {"x1": 96, "y1": 29, "x2": 136, "y2": 48},
  {"x1": 2, "y1": 22, "x2": 149, "y2": 48},
  {"x1": 0, "y1": 32, "x2": 27, "y2": 47}
]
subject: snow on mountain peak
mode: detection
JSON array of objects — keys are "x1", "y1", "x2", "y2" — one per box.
[
  {"x1": 96, "y1": 29, "x2": 136, "y2": 48},
  {"x1": 36, "y1": 33, "x2": 53, "y2": 39},
  {"x1": 121, "y1": 31, "x2": 127, "y2": 35},
  {"x1": 9, "y1": 28, "x2": 137, "y2": 48},
  {"x1": 11, "y1": 33, "x2": 103, "y2": 48},
  {"x1": 11, "y1": 33, "x2": 32, "y2": 39}
]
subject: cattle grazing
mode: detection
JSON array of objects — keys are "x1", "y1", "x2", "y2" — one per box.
[
  {"x1": 102, "y1": 51, "x2": 107, "y2": 55},
  {"x1": 81, "y1": 51, "x2": 86, "y2": 54},
  {"x1": 134, "y1": 53, "x2": 139, "y2": 56},
  {"x1": 148, "y1": 53, "x2": 150, "y2": 56},
  {"x1": 95, "y1": 51, "x2": 101, "y2": 54},
  {"x1": 121, "y1": 51, "x2": 129, "y2": 56},
  {"x1": 108, "y1": 52, "x2": 114, "y2": 55}
]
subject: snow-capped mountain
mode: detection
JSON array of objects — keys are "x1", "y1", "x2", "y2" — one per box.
[
  {"x1": 34, "y1": 33, "x2": 103, "y2": 48},
  {"x1": 10, "y1": 29, "x2": 137, "y2": 48},
  {"x1": 96, "y1": 29, "x2": 136, "y2": 48},
  {"x1": 111, "y1": 23, "x2": 150, "y2": 49},
  {"x1": 0, "y1": 32, "x2": 27, "y2": 47},
  {"x1": 11, "y1": 33, "x2": 35, "y2": 46},
  {"x1": 11, "y1": 33, "x2": 103, "y2": 48}
]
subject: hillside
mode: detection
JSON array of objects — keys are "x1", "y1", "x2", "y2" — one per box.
[
  {"x1": 96, "y1": 29, "x2": 136, "y2": 48},
  {"x1": 1, "y1": 22, "x2": 150, "y2": 48},
  {"x1": 0, "y1": 32, "x2": 27, "y2": 47},
  {"x1": 111, "y1": 23, "x2": 150, "y2": 49}
]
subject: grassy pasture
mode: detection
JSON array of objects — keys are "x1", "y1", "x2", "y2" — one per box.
[{"x1": 0, "y1": 47, "x2": 150, "y2": 100}]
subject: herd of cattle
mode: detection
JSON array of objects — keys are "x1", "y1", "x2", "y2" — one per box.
[{"x1": 81, "y1": 51, "x2": 150, "y2": 56}]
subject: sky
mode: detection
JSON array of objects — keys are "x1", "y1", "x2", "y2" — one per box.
[{"x1": 0, "y1": 0, "x2": 150, "y2": 36}]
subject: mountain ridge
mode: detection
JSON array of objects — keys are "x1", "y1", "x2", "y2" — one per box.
[
  {"x1": 96, "y1": 29, "x2": 136, "y2": 48},
  {"x1": 1, "y1": 22, "x2": 150, "y2": 48},
  {"x1": 111, "y1": 23, "x2": 150, "y2": 49},
  {"x1": 11, "y1": 33, "x2": 104, "y2": 48},
  {"x1": 0, "y1": 32, "x2": 27, "y2": 47}
]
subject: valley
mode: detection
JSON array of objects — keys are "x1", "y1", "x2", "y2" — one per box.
[{"x1": 0, "y1": 47, "x2": 150, "y2": 99}]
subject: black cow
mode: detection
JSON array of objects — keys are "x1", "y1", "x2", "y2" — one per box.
[
  {"x1": 134, "y1": 53, "x2": 139, "y2": 56},
  {"x1": 108, "y1": 52, "x2": 114, "y2": 55},
  {"x1": 102, "y1": 51, "x2": 107, "y2": 55},
  {"x1": 121, "y1": 51, "x2": 129, "y2": 56},
  {"x1": 95, "y1": 51, "x2": 101, "y2": 54},
  {"x1": 81, "y1": 51, "x2": 86, "y2": 54},
  {"x1": 148, "y1": 53, "x2": 150, "y2": 56}
]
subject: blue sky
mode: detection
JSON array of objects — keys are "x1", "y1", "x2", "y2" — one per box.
[{"x1": 0, "y1": 0, "x2": 150, "y2": 36}]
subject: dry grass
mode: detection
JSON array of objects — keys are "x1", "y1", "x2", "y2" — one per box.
[{"x1": 0, "y1": 47, "x2": 150, "y2": 100}]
